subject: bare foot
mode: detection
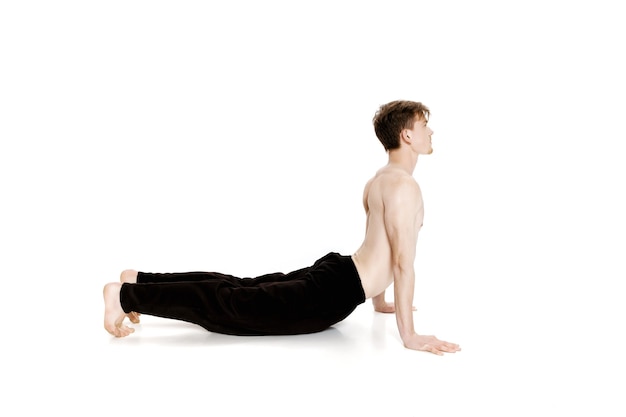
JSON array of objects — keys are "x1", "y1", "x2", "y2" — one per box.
[
  {"x1": 103, "y1": 282, "x2": 135, "y2": 337},
  {"x1": 120, "y1": 270, "x2": 141, "y2": 323},
  {"x1": 120, "y1": 269, "x2": 138, "y2": 284}
]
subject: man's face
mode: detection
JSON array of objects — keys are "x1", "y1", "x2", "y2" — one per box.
[{"x1": 408, "y1": 117, "x2": 434, "y2": 155}]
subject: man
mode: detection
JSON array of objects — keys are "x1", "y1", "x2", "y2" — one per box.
[{"x1": 103, "y1": 100, "x2": 461, "y2": 355}]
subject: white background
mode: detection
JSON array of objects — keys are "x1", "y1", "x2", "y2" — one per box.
[{"x1": 1, "y1": 1, "x2": 624, "y2": 415}]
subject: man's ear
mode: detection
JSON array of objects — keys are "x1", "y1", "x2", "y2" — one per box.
[{"x1": 401, "y1": 129, "x2": 412, "y2": 144}]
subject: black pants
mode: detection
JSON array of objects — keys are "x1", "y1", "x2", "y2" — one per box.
[{"x1": 120, "y1": 252, "x2": 366, "y2": 336}]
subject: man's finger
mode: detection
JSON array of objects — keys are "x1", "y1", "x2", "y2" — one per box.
[
  {"x1": 432, "y1": 348, "x2": 443, "y2": 356},
  {"x1": 424, "y1": 344, "x2": 443, "y2": 356},
  {"x1": 447, "y1": 343, "x2": 461, "y2": 351},
  {"x1": 439, "y1": 344, "x2": 458, "y2": 353}
]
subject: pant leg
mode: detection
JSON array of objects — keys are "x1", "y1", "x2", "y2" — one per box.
[
  {"x1": 137, "y1": 270, "x2": 306, "y2": 285},
  {"x1": 119, "y1": 253, "x2": 365, "y2": 336},
  {"x1": 121, "y1": 268, "x2": 314, "y2": 335},
  {"x1": 137, "y1": 271, "x2": 240, "y2": 284},
  {"x1": 120, "y1": 278, "x2": 254, "y2": 335}
]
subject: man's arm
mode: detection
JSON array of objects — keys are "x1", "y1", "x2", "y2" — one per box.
[
  {"x1": 383, "y1": 178, "x2": 460, "y2": 355},
  {"x1": 383, "y1": 178, "x2": 421, "y2": 340},
  {"x1": 372, "y1": 291, "x2": 393, "y2": 313},
  {"x1": 372, "y1": 290, "x2": 417, "y2": 313}
]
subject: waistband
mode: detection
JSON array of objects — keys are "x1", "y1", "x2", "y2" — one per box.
[{"x1": 310, "y1": 252, "x2": 366, "y2": 306}]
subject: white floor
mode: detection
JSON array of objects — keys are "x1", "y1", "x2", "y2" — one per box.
[{"x1": 4, "y1": 272, "x2": 624, "y2": 417}]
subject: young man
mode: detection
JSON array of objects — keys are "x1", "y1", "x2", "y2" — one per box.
[{"x1": 103, "y1": 100, "x2": 461, "y2": 355}]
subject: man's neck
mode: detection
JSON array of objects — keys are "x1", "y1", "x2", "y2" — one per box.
[{"x1": 387, "y1": 149, "x2": 418, "y2": 175}]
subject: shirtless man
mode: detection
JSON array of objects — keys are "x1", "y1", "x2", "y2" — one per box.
[{"x1": 103, "y1": 100, "x2": 460, "y2": 355}]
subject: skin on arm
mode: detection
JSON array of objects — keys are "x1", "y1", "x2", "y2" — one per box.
[
  {"x1": 383, "y1": 177, "x2": 460, "y2": 355},
  {"x1": 364, "y1": 176, "x2": 415, "y2": 314},
  {"x1": 362, "y1": 179, "x2": 396, "y2": 314},
  {"x1": 372, "y1": 292, "x2": 393, "y2": 312},
  {"x1": 372, "y1": 290, "x2": 416, "y2": 313},
  {"x1": 383, "y1": 178, "x2": 420, "y2": 338}
]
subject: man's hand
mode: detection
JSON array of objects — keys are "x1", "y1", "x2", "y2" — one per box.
[
  {"x1": 402, "y1": 333, "x2": 461, "y2": 355},
  {"x1": 373, "y1": 301, "x2": 417, "y2": 314}
]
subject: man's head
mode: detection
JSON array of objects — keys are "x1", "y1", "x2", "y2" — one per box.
[{"x1": 373, "y1": 100, "x2": 433, "y2": 154}]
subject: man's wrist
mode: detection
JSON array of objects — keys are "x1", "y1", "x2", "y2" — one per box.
[
  {"x1": 372, "y1": 298, "x2": 386, "y2": 308},
  {"x1": 400, "y1": 331, "x2": 418, "y2": 342}
]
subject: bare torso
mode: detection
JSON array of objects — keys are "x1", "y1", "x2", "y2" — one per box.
[{"x1": 351, "y1": 166, "x2": 423, "y2": 299}]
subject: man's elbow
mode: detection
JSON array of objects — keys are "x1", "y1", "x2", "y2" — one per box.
[{"x1": 392, "y1": 257, "x2": 414, "y2": 277}]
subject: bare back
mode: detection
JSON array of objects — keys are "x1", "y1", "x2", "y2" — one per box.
[{"x1": 352, "y1": 166, "x2": 424, "y2": 299}]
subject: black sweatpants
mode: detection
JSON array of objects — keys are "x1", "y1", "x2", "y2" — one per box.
[{"x1": 119, "y1": 252, "x2": 366, "y2": 336}]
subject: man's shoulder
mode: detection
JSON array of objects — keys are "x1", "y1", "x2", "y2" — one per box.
[
  {"x1": 367, "y1": 170, "x2": 420, "y2": 202},
  {"x1": 375, "y1": 169, "x2": 418, "y2": 190}
]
